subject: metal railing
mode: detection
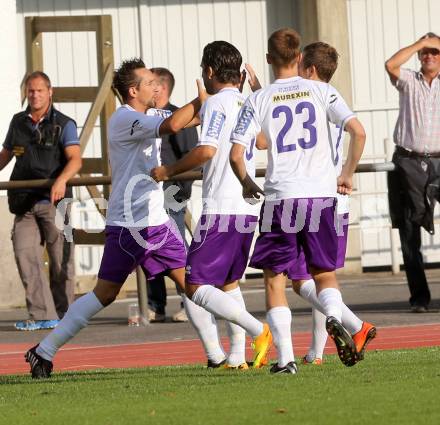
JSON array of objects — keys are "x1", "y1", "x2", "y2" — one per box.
[{"x1": 0, "y1": 162, "x2": 395, "y2": 191}]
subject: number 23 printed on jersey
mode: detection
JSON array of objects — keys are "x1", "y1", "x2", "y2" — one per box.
[{"x1": 273, "y1": 101, "x2": 317, "y2": 153}]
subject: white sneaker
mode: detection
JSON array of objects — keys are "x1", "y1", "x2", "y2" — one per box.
[
  {"x1": 147, "y1": 309, "x2": 165, "y2": 323},
  {"x1": 172, "y1": 308, "x2": 188, "y2": 322}
]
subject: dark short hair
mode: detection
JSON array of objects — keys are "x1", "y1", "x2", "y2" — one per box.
[
  {"x1": 113, "y1": 58, "x2": 145, "y2": 101},
  {"x1": 201, "y1": 41, "x2": 242, "y2": 84},
  {"x1": 151, "y1": 67, "x2": 175, "y2": 96},
  {"x1": 268, "y1": 28, "x2": 301, "y2": 66},
  {"x1": 302, "y1": 42, "x2": 339, "y2": 82},
  {"x1": 25, "y1": 71, "x2": 51, "y2": 88}
]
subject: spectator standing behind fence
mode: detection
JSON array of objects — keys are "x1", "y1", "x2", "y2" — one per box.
[
  {"x1": 385, "y1": 33, "x2": 440, "y2": 313},
  {"x1": 146, "y1": 67, "x2": 198, "y2": 322},
  {"x1": 0, "y1": 71, "x2": 82, "y2": 330}
]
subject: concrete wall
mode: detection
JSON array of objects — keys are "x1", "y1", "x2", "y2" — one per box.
[
  {"x1": 0, "y1": 0, "x2": 300, "y2": 307},
  {"x1": 347, "y1": 0, "x2": 440, "y2": 268},
  {"x1": 0, "y1": 198, "x2": 24, "y2": 308},
  {"x1": 0, "y1": 0, "x2": 20, "y2": 187},
  {"x1": 0, "y1": 0, "x2": 23, "y2": 308},
  {"x1": 297, "y1": 0, "x2": 361, "y2": 273},
  {"x1": 9, "y1": 0, "x2": 300, "y2": 282},
  {"x1": 6, "y1": 0, "x2": 435, "y2": 306}
]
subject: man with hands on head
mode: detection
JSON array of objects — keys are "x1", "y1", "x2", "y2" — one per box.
[{"x1": 386, "y1": 33, "x2": 440, "y2": 313}]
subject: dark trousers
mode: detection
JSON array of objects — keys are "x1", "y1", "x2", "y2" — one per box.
[
  {"x1": 388, "y1": 149, "x2": 435, "y2": 308},
  {"x1": 147, "y1": 208, "x2": 186, "y2": 313},
  {"x1": 147, "y1": 274, "x2": 168, "y2": 315},
  {"x1": 398, "y1": 212, "x2": 431, "y2": 308}
]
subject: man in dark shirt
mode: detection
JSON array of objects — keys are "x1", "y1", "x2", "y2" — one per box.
[
  {"x1": 147, "y1": 67, "x2": 198, "y2": 322},
  {"x1": 0, "y1": 71, "x2": 82, "y2": 330}
]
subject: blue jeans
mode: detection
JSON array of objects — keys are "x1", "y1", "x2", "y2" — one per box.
[{"x1": 147, "y1": 208, "x2": 187, "y2": 313}]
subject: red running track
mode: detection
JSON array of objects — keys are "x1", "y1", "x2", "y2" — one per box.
[{"x1": 1, "y1": 323, "x2": 440, "y2": 375}]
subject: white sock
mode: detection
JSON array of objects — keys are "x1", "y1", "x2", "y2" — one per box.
[
  {"x1": 306, "y1": 307, "x2": 327, "y2": 361},
  {"x1": 299, "y1": 279, "x2": 323, "y2": 312},
  {"x1": 299, "y1": 279, "x2": 362, "y2": 335},
  {"x1": 266, "y1": 306, "x2": 294, "y2": 367},
  {"x1": 299, "y1": 280, "x2": 327, "y2": 360},
  {"x1": 191, "y1": 285, "x2": 263, "y2": 338},
  {"x1": 183, "y1": 295, "x2": 225, "y2": 364},
  {"x1": 317, "y1": 287, "x2": 343, "y2": 321},
  {"x1": 341, "y1": 304, "x2": 363, "y2": 335},
  {"x1": 224, "y1": 287, "x2": 246, "y2": 366},
  {"x1": 37, "y1": 292, "x2": 104, "y2": 361}
]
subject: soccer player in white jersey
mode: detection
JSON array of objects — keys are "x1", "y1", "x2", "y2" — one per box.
[
  {"x1": 230, "y1": 28, "x2": 366, "y2": 373},
  {"x1": 151, "y1": 41, "x2": 272, "y2": 369},
  {"x1": 285, "y1": 42, "x2": 376, "y2": 365},
  {"x1": 24, "y1": 58, "x2": 211, "y2": 378},
  {"x1": 245, "y1": 45, "x2": 376, "y2": 366}
]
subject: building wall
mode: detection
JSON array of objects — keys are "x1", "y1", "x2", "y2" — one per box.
[
  {"x1": 5, "y1": 0, "x2": 438, "y2": 291},
  {"x1": 7, "y1": 0, "x2": 299, "y2": 279},
  {"x1": 0, "y1": 0, "x2": 24, "y2": 308},
  {"x1": 346, "y1": 0, "x2": 440, "y2": 267}
]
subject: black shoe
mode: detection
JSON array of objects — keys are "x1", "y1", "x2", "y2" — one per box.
[
  {"x1": 270, "y1": 361, "x2": 298, "y2": 374},
  {"x1": 207, "y1": 358, "x2": 226, "y2": 369},
  {"x1": 24, "y1": 345, "x2": 53, "y2": 379},
  {"x1": 326, "y1": 316, "x2": 358, "y2": 367}
]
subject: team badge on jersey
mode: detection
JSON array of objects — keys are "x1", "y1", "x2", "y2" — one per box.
[{"x1": 207, "y1": 110, "x2": 226, "y2": 139}]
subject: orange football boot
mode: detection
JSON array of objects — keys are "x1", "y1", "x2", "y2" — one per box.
[{"x1": 352, "y1": 322, "x2": 377, "y2": 360}]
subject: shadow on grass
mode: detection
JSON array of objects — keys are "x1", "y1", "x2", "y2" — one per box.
[{"x1": 0, "y1": 364, "x2": 280, "y2": 386}]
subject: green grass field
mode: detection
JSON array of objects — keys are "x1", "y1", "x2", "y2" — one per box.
[{"x1": 1, "y1": 347, "x2": 439, "y2": 425}]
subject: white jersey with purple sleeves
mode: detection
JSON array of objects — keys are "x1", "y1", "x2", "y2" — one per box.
[
  {"x1": 199, "y1": 87, "x2": 259, "y2": 216},
  {"x1": 106, "y1": 104, "x2": 169, "y2": 228},
  {"x1": 231, "y1": 76, "x2": 354, "y2": 200}
]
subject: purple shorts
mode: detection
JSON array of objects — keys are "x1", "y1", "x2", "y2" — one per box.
[
  {"x1": 288, "y1": 212, "x2": 349, "y2": 280},
  {"x1": 186, "y1": 214, "x2": 257, "y2": 286},
  {"x1": 98, "y1": 221, "x2": 186, "y2": 284},
  {"x1": 250, "y1": 198, "x2": 338, "y2": 274}
]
